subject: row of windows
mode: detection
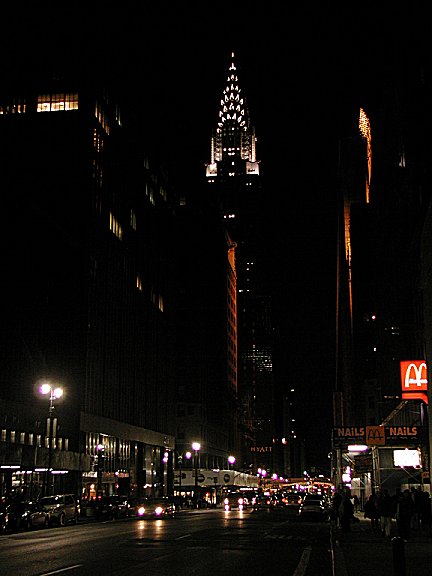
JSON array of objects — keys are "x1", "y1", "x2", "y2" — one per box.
[
  {"x1": 86, "y1": 432, "x2": 129, "y2": 470},
  {"x1": 37, "y1": 93, "x2": 79, "y2": 112},
  {"x1": 109, "y1": 211, "x2": 123, "y2": 240},
  {"x1": 1, "y1": 93, "x2": 79, "y2": 115},
  {"x1": 1, "y1": 429, "x2": 69, "y2": 450}
]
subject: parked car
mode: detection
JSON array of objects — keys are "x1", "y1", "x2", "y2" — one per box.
[
  {"x1": 39, "y1": 494, "x2": 79, "y2": 526},
  {"x1": 0, "y1": 500, "x2": 7, "y2": 534},
  {"x1": 130, "y1": 497, "x2": 176, "y2": 519},
  {"x1": 223, "y1": 491, "x2": 247, "y2": 511},
  {"x1": 298, "y1": 494, "x2": 329, "y2": 521},
  {"x1": 4, "y1": 500, "x2": 51, "y2": 531}
]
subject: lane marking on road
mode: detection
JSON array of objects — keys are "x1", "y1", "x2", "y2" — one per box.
[
  {"x1": 292, "y1": 546, "x2": 312, "y2": 576},
  {"x1": 39, "y1": 566, "x2": 83, "y2": 575},
  {"x1": 176, "y1": 533, "x2": 192, "y2": 539}
]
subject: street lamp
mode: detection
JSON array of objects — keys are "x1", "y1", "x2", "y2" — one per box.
[
  {"x1": 192, "y1": 442, "x2": 201, "y2": 508},
  {"x1": 39, "y1": 383, "x2": 63, "y2": 496},
  {"x1": 257, "y1": 467, "x2": 267, "y2": 487},
  {"x1": 228, "y1": 455, "x2": 236, "y2": 469}
]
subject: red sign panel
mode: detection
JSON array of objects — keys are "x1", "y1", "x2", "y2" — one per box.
[{"x1": 400, "y1": 361, "x2": 428, "y2": 392}]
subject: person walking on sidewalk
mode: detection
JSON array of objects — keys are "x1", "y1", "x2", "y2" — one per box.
[
  {"x1": 376, "y1": 488, "x2": 394, "y2": 538},
  {"x1": 331, "y1": 490, "x2": 343, "y2": 527},
  {"x1": 396, "y1": 489, "x2": 415, "y2": 541},
  {"x1": 340, "y1": 488, "x2": 354, "y2": 532},
  {"x1": 419, "y1": 490, "x2": 432, "y2": 535},
  {"x1": 364, "y1": 493, "x2": 380, "y2": 532},
  {"x1": 353, "y1": 494, "x2": 360, "y2": 513}
]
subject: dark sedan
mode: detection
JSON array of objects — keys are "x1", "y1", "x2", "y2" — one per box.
[
  {"x1": 298, "y1": 494, "x2": 329, "y2": 521},
  {"x1": 5, "y1": 500, "x2": 51, "y2": 531},
  {"x1": 130, "y1": 497, "x2": 176, "y2": 519}
]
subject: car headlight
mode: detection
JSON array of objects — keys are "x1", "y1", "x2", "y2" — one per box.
[
  {"x1": 137, "y1": 506, "x2": 145, "y2": 516},
  {"x1": 154, "y1": 507, "x2": 163, "y2": 515}
]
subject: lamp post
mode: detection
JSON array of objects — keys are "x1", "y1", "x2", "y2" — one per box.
[
  {"x1": 177, "y1": 452, "x2": 183, "y2": 491},
  {"x1": 96, "y1": 443, "x2": 104, "y2": 498},
  {"x1": 257, "y1": 467, "x2": 267, "y2": 488},
  {"x1": 39, "y1": 383, "x2": 63, "y2": 496},
  {"x1": 192, "y1": 442, "x2": 201, "y2": 508},
  {"x1": 228, "y1": 455, "x2": 236, "y2": 485}
]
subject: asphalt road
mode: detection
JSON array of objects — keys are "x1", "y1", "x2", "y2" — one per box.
[{"x1": 0, "y1": 508, "x2": 334, "y2": 576}]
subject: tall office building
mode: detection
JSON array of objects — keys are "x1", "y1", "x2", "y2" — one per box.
[
  {"x1": 334, "y1": 48, "x2": 430, "y2": 491},
  {"x1": 0, "y1": 66, "x2": 177, "y2": 499},
  {"x1": 205, "y1": 53, "x2": 277, "y2": 475}
]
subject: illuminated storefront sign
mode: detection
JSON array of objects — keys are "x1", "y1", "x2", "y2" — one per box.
[
  {"x1": 400, "y1": 360, "x2": 428, "y2": 404},
  {"x1": 333, "y1": 426, "x2": 425, "y2": 447}
]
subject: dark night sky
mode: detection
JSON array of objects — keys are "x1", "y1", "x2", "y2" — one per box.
[{"x1": 3, "y1": 2, "x2": 427, "y2": 469}]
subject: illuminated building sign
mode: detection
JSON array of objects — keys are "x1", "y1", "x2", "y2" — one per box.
[
  {"x1": 333, "y1": 426, "x2": 425, "y2": 447},
  {"x1": 400, "y1": 360, "x2": 428, "y2": 404},
  {"x1": 250, "y1": 446, "x2": 272, "y2": 453}
]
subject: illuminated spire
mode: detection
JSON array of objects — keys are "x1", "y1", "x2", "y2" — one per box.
[
  {"x1": 217, "y1": 52, "x2": 248, "y2": 133},
  {"x1": 205, "y1": 51, "x2": 259, "y2": 173}
]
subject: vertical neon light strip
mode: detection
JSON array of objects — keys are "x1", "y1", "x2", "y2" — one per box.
[{"x1": 359, "y1": 108, "x2": 372, "y2": 204}]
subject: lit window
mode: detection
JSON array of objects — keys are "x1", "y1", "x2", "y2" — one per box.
[
  {"x1": 1, "y1": 430, "x2": 6, "y2": 442},
  {"x1": 20, "y1": 432, "x2": 25, "y2": 444},
  {"x1": 37, "y1": 93, "x2": 78, "y2": 112},
  {"x1": 10, "y1": 431, "x2": 16, "y2": 443},
  {"x1": 109, "y1": 212, "x2": 123, "y2": 240},
  {"x1": 0, "y1": 98, "x2": 26, "y2": 114},
  {"x1": 130, "y1": 210, "x2": 137, "y2": 230}
]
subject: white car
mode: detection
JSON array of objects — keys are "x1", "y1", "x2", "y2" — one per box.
[{"x1": 39, "y1": 494, "x2": 79, "y2": 526}]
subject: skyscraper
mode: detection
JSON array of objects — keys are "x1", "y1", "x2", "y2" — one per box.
[
  {"x1": 0, "y1": 68, "x2": 177, "y2": 499},
  {"x1": 205, "y1": 53, "x2": 277, "y2": 476}
]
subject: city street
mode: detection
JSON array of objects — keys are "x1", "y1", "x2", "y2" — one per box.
[{"x1": 0, "y1": 508, "x2": 333, "y2": 576}]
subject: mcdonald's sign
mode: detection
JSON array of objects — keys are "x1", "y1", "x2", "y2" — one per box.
[
  {"x1": 400, "y1": 360, "x2": 428, "y2": 404},
  {"x1": 366, "y1": 426, "x2": 385, "y2": 445}
]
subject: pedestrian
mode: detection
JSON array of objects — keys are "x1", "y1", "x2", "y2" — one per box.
[
  {"x1": 364, "y1": 493, "x2": 380, "y2": 532},
  {"x1": 411, "y1": 487, "x2": 421, "y2": 530},
  {"x1": 396, "y1": 489, "x2": 415, "y2": 541},
  {"x1": 376, "y1": 488, "x2": 394, "y2": 538},
  {"x1": 419, "y1": 490, "x2": 432, "y2": 535},
  {"x1": 331, "y1": 490, "x2": 343, "y2": 527},
  {"x1": 340, "y1": 488, "x2": 354, "y2": 532},
  {"x1": 353, "y1": 494, "x2": 360, "y2": 513}
]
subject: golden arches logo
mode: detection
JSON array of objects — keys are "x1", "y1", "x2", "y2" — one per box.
[
  {"x1": 366, "y1": 426, "x2": 385, "y2": 445},
  {"x1": 400, "y1": 360, "x2": 428, "y2": 392}
]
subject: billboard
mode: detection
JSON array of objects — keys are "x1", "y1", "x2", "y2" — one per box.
[{"x1": 400, "y1": 360, "x2": 428, "y2": 404}]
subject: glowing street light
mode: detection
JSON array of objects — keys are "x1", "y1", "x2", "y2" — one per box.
[
  {"x1": 39, "y1": 383, "x2": 63, "y2": 495},
  {"x1": 228, "y1": 455, "x2": 236, "y2": 469},
  {"x1": 192, "y1": 442, "x2": 201, "y2": 507}
]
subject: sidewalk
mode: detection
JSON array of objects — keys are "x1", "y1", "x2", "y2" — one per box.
[{"x1": 332, "y1": 513, "x2": 432, "y2": 576}]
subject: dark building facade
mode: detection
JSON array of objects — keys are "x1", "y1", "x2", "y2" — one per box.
[
  {"x1": 0, "y1": 71, "x2": 177, "y2": 499},
  {"x1": 334, "y1": 39, "x2": 431, "y2": 494},
  {"x1": 172, "y1": 188, "x2": 239, "y2": 473}
]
